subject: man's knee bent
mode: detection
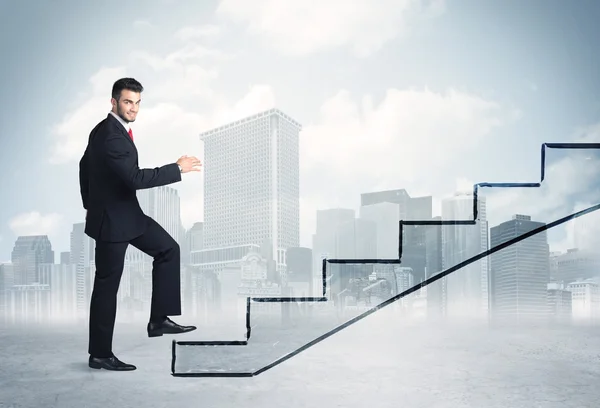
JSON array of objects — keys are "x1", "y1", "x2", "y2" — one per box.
[{"x1": 156, "y1": 240, "x2": 179, "y2": 261}]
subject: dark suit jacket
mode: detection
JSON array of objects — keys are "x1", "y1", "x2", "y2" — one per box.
[{"x1": 79, "y1": 113, "x2": 181, "y2": 242}]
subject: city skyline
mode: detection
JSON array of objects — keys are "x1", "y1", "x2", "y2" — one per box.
[
  {"x1": 2, "y1": 180, "x2": 594, "y2": 266},
  {"x1": 2, "y1": 210, "x2": 599, "y2": 325},
  {"x1": 3, "y1": 160, "x2": 600, "y2": 326}
]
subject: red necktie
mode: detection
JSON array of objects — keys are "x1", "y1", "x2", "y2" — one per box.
[{"x1": 128, "y1": 128, "x2": 134, "y2": 142}]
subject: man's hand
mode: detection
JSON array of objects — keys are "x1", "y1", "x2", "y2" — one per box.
[{"x1": 176, "y1": 155, "x2": 202, "y2": 173}]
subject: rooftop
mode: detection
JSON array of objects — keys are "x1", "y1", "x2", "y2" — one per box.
[{"x1": 199, "y1": 108, "x2": 302, "y2": 140}]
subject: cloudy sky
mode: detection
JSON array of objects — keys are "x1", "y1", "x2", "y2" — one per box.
[{"x1": 1, "y1": 0, "x2": 600, "y2": 261}]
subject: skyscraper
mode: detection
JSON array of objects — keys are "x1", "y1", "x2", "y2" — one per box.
[
  {"x1": 311, "y1": 208, "x2": 356, "y2": 294},
  {"x1": 360, "y1": 188, "x2": 432, "y2": 283},
  {"x1": 183, "y1": 222, "x2": 204, "y2": 264},
  {"x1": 11, "y1": 235, "x2": 54, "y2": 285},
  {"x1": 359, "y1": 202, "x2": 400, "y2": 259},
  {"x1": 426, "y1": 216, "x2": 445, "y2": 319},
  {"x1": 490, "y1": 214, "x2": 550, "y2": 323},
  {"x1": 555, "y1": 248, "x2": 600, "y2": 284},
  {"x1": 187, "y1": 222, "x2": 204, "y2": 251},
  {"x1": 200, "y1": 108, "x2": 301, "y2": 270}
]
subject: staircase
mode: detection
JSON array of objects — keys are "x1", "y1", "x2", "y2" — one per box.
[{"x1": 172, "y1": 142, "x2": 600, "y2": 377}]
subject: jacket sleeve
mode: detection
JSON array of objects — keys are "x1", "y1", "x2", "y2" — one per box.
[
  {"x1": 103, "y1": 133, "x2": 182, "y2": 190},
  {"x1": 79, "y1": 147, "x2": 90, "y2": 209}
]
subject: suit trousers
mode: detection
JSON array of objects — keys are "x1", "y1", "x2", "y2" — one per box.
[{"x1": 88, "y1": 215, "x2": 181, "y2": 357}]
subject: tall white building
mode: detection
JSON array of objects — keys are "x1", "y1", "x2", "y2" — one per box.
[{"x1": 200, "y1": 108, "x2": 301, "y2": 271}]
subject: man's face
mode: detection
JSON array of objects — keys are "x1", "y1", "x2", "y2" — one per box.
[{"x1": 111, "y1": 89, "x2": 141, "y2": 123}]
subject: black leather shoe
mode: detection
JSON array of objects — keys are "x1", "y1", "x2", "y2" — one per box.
[
  {"x1": 88, "y1": 355, "x2": 136, "y2": 371},
  {"x1": 147, "y1": 317, "x2": 197, "y2": 337}
]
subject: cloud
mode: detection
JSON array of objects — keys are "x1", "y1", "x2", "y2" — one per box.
[
  {"x1": 486, "y1": 154, "x2": 600, "y2": 223},
  {"x1": 9, "y1": 211, "x2": 63, "y2": 238},
  {"x1": 89, "y1": 66, "x2": 128, "y2": 95},
  {"x1": 216, "y1": 0, "x2": 446, "y2": 57},
  {"x1": 298, "y1": 87, "x2": 512, "y2": 210},
  {"x1": 48, "y1": 35, "x2": 276, "y2": 231},
  {"x1": 302, "y1": 88, "x2": 509, "y2": 173},
  {"x1": 455, "y1": 177, "x2": 476, "y2": 194},
  {"x1": 289, "y1": 87, "x2": 521, "y2": 246},
  {"x1": 132, "y1": 46, "x2": 231, "y2": 71},
  {"x1": 482, "y1": 128, "x2": 600, "y2": 251},
  {"x1": 47, "y1": 39, "x2": 229, "y2": 166},
  {"x1": 134, "y1": 20, "x2": 154, "y2": 29},
  {"x1": 48, "y1": 66, "x2": 128, "y2": 165},
  {"x1": 572, "y1": 122, "x2": 600, "y2": 143},
  {"x1": 175, "y1": 24, "x2": 222, "y2": 41},
  {"x1": 209, "y1": 84, "x2": 276, "y2": 125}
]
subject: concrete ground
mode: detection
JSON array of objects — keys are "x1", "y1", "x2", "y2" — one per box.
[{"x1": 0, "y1": 308, "x2": 599, "y2": 408}]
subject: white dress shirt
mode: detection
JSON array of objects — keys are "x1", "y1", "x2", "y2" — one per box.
[{"x1": 109, "y1": 111, "x2": 130, "y2": 133}]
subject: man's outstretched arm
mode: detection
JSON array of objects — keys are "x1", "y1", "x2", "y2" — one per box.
[{"x1": 103, "y1": 133, "x2": 182, "y2": 190}]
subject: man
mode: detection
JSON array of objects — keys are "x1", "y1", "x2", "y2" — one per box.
[{"x1": 79, "y1": 77, "x2": 201, "y2": 372}]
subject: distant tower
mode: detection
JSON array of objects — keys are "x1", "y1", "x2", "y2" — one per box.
[
  {"x1": 11, "y1": 235, "x2": 54, "y2": 285},
  {"x1": 200, "y1": 108, "x2": 302, "y2": 273},
  {"x1": 441, "y1": 192, "x2": 488, "y2": 319},
  {"x1": 490, "y1": 214, "x2": 549, "y2": 323}
]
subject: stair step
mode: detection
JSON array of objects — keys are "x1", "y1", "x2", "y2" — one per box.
[{"x1": 172, "y1": 302, "x2": 395, "y2": 376}]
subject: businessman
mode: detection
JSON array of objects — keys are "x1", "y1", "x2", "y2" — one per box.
[{"x1": 79, "y1": 77, "x2": 201, "y2": 371}]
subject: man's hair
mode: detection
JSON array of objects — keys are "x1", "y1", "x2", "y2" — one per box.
[{"x1": 111, "y1": 78, "x2": 144, "y2": 101}]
